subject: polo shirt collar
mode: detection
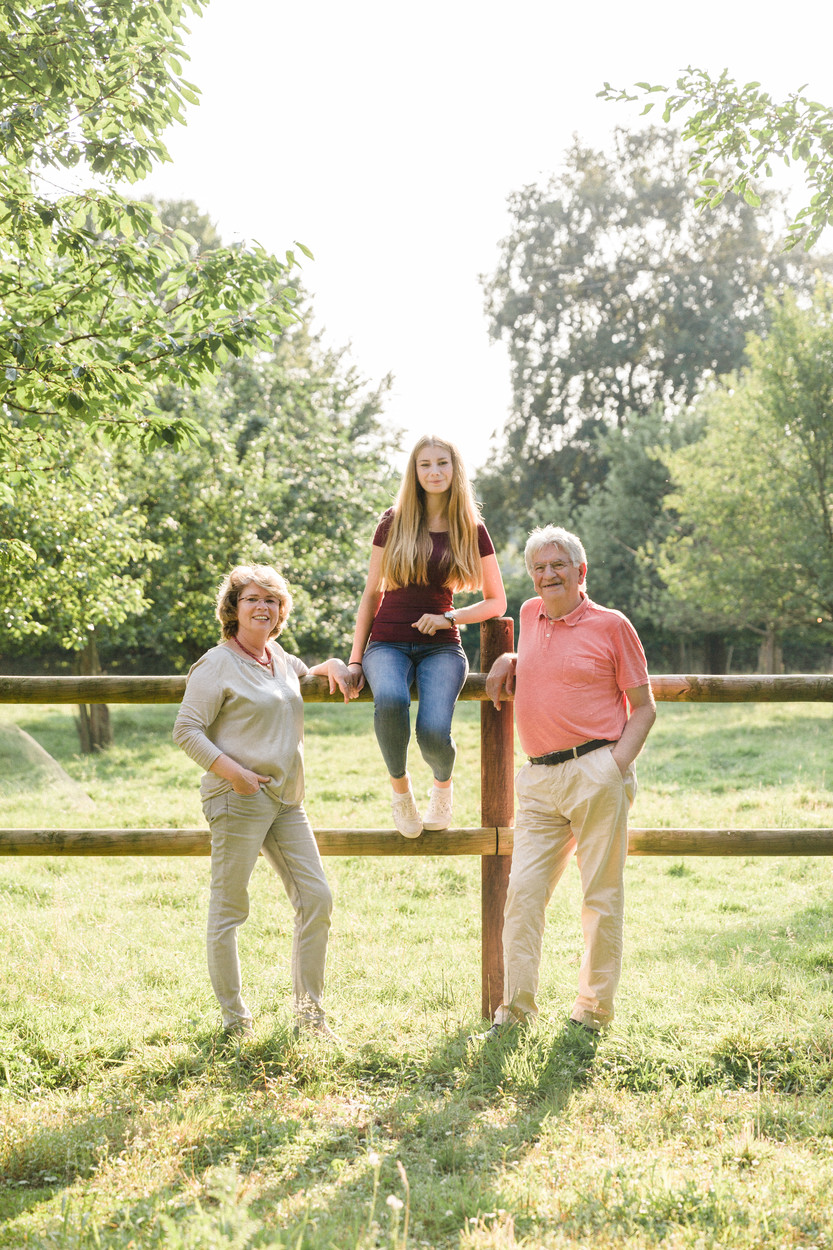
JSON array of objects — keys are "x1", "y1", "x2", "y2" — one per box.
[{"x1": 537, "y1": 590, "x2": 590, "y2": 627}]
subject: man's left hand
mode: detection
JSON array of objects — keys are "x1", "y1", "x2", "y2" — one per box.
[
  {"x1": 609, "y1": 749, "x2": 628, "y2": 777},
  {"x1": 610, "y1": 685, "x2": 656, "y2": 773}
]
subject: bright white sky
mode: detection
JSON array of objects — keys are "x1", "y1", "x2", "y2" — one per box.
[{"x1": 139, "y1": 0, "x2": 833, "y2": 475}]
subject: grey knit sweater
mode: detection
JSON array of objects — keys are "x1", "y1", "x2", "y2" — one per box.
[{"x1": 172, "y1": 642, "x2": 309, "y2": 804}]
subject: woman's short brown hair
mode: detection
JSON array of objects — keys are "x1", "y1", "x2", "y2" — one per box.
[{"x1": 215, "y1": 565, "x2": 293, "y2": 640}]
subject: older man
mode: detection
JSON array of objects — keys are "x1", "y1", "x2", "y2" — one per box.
[{"x1": 485, "y1": 525, "x2": 656, "y2": 1036}]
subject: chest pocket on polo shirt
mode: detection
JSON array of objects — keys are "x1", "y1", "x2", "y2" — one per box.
[{"x1": 561, "y1": 653, "x2": 597, "y2": 687}]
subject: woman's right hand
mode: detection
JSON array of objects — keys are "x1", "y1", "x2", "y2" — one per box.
[
  {"x1": 208, "y1": 753, "x2": 271, "y2": 794},
  {"x1": 231, "y1": 768, "x2": 272, "y2": 795}
]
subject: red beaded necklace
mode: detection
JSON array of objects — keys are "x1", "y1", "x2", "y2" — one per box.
[{"x1": 233, "y1": 636, "x2": 273, "y2": 669}]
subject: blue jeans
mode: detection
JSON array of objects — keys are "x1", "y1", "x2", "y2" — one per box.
[{"x1": 362, "y1": 640, "x2": 469, "y2": 781}]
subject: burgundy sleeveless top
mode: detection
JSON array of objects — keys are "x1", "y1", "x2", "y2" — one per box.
[{"x1": 368, "y1": 509, "x2": 495, "y2": 645}]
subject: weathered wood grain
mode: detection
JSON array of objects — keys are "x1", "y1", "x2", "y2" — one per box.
[
  {"x1": 2, "y1": 827, "x2": 831, "y2": 857},
  {"x1": 0, "y1": 827, "x2": 504, "y2": 856},
  {"x1": 1, "y1": 673, "x2": 831, "y2": 705},
  {"x1": 480, "y1": 617, "x2": 515, "y2": 1020}
]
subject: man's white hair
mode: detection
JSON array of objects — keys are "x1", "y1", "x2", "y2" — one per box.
[{"x1": 524, "y1": 525, "x2": 587, "y2": 574}]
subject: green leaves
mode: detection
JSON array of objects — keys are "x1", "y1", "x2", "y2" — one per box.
[
  {"x1": 121, "y1": 332, "x2": 397, "y2": 667},
  {"x1": 660, "y1": 284, "x2": 833, "y2": 634},
  {"x1": 0, "y1": 2, "x2": 199, "y2": 180},
  {"x1": 0, "y1": 436, "x2": 162, "y2": 651},
  {"x1": 480, "y1": 125, "x2": 802, "y2": 523},
  {"x1": 0, "y1": 3, "x2": 306, "y2": 495},
  {"x1": 600, "y1": 68, "x2": 833, "y2": 251}
]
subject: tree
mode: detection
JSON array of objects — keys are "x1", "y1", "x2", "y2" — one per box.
[
  {"x1": 484, "y1": 407, "x2": 712, "y2": 671},
  {"x1": 600, "y1": 69, "x2": 833, "y2": 249},
  {"x1": 479, "y1": 127, "x2": 809, "y2": 541},
  {"x1": 124, "y1": 317, "x2": 397, "y2": 670},
  {"x1": 0, "y1": 1, "x2": 303, "y2": 504},
  {"x1": 0, "y1": 190, "x2": 398, "y2": 713},
  {"x1": 572, "y1": 405, "x2": 708, "y2": 666},
  {"x1": 0, "y1": 437, "x2": 159, "y2": 748},
  {"x1": 659, "y1": 286, "x2": 833, "y2": 671},
  {"x1": 0, "y1": 321, "x2": 397, "y2": 734}
]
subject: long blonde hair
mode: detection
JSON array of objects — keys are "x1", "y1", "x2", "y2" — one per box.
[{"x1": 380, "y1": 436, "x2": 483, "y2": 590}]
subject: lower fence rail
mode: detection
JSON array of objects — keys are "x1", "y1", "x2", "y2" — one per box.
[{"x1": 2, "y1": 827, "x2": 832, "y2": 856}]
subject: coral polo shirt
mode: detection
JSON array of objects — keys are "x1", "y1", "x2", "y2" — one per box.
[{"x1": 514, "y1": 593, "x2": 650, "y2": 758}]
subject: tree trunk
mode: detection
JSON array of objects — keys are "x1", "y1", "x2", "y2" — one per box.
[
  {"x1": 75, "y1": 637, "x2": 113, "y2": 753},
  {"x1": 703, "y1": 632, "x2": 728, "y2": 675},
  {"x1": 756, "y1": 627, "x2": 783, "y2": 674},
  {"x1": 677, "y1": 636, "x2": 687, "y2": 670}
]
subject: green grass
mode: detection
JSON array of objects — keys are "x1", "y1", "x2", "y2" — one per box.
[{"x1": 1, "y1": 700, "x2": 832, "y2": 1248}]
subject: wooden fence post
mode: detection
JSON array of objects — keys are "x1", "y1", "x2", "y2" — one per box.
[{"x1": 480, "y1": 616, "x2": 515, "y2": 1021}]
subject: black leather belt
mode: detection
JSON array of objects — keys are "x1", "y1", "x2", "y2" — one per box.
[{"x1": 528, "y1": 738, "x2": 617, "y2": 766}]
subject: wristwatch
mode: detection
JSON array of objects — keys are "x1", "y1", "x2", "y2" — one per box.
[{"x1": 443, "y1": 609, "x2": 465, "y2": 629}]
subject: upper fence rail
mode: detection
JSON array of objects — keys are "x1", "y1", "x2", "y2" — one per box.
[{"x1": 1, "y1": 673, "x2": 832, "y2": 705}]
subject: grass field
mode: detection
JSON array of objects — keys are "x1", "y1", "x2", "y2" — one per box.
[{"x1": 1, "y1": 698, "x2": 832, "y2": 1248}]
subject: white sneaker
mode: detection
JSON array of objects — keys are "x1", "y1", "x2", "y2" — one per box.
[
  {"x1": 392, "y1": 785, "x2": 423, "y2": 838},
  {"x1": 424, "y1": 781, "x2": 453, "y2": 831}
]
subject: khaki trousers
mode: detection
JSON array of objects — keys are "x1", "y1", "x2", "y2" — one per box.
[
  {"x1": 202, "y1": 790, "x2": 332, "y2": 1029},
  {"x1": 496, "y1": 747, "x2": 636, "y2": 1030}
]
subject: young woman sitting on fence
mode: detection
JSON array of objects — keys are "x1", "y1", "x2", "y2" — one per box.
[
  {"x1": 347, "y1": 435, "x2": 506, "y2": 838},
  {"x1": 173, "y1": 564, "x2": 355, "y2": 1039}
]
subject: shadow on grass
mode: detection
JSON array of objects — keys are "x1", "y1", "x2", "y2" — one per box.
[
  {"x1": 608, "y1": 890, "x2": 833, "y2": 1094},
  {"x1": 0, "y1": 1015, "x2": 603, "y2": 1247},
  {"x1": 5, "y1": 996, "x2": 833, "y2": 1249},
  {"x1": 178, "y1": 1019, "x2": 601, "y2": 1242}
]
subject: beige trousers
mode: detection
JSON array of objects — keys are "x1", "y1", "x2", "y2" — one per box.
[
  {"x1": 202, "y1": 790, "x2": 332, "y2": 1029},
  {"x1": 495, "y1": 746, "x2": 636, "y2": 1030}
]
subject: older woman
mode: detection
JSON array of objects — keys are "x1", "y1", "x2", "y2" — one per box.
[{"x1": 173, "y1": 564, "x2": 354, "y2": 1039}]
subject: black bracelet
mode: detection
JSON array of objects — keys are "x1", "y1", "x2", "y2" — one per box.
[{"x1": 348, "y1": 661, "x2": 363, "y2": 668}]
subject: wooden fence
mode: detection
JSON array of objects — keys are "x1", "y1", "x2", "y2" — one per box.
[{"x1": 2, "y1": 620, "x2": 832, "y2": 1017}]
